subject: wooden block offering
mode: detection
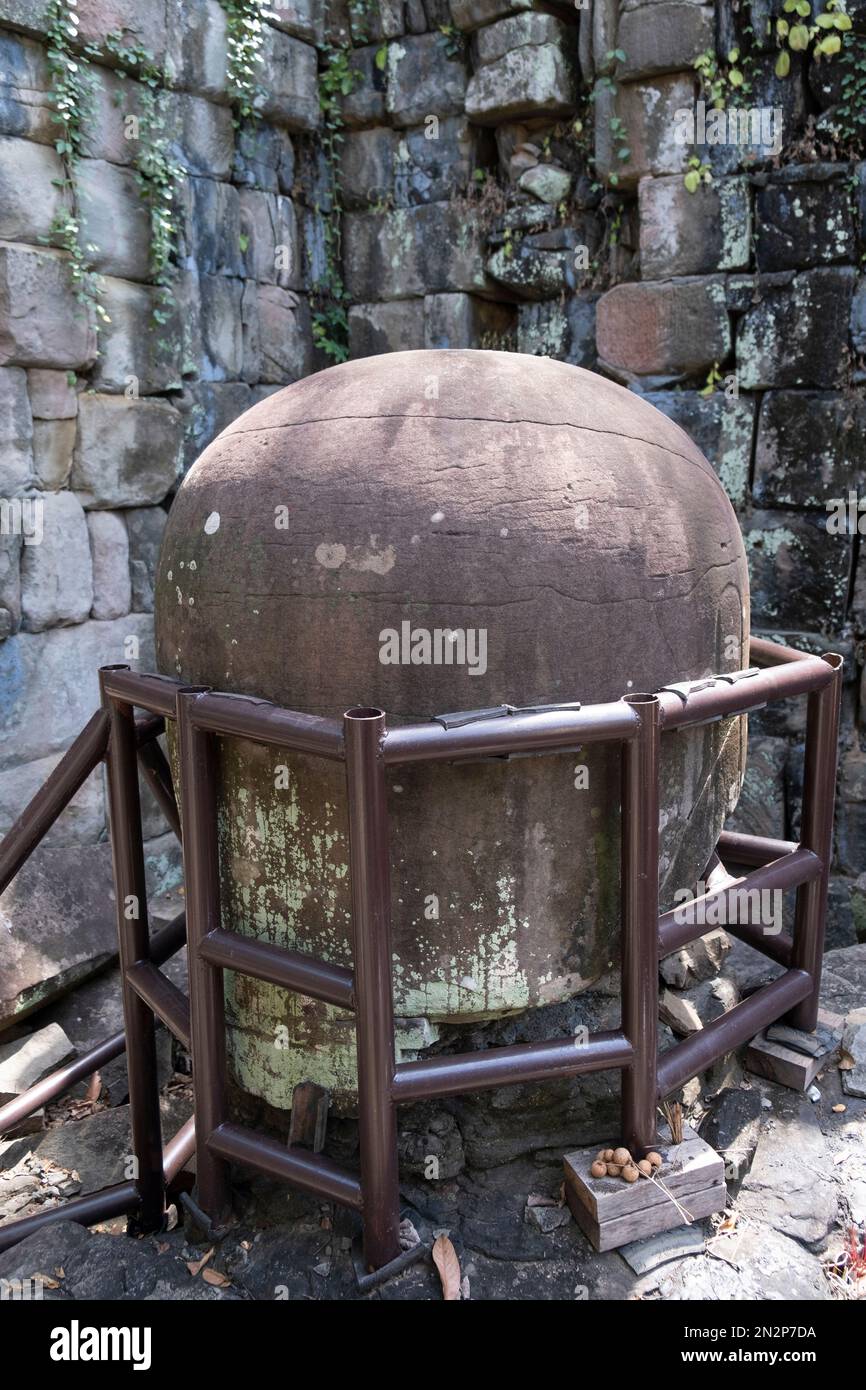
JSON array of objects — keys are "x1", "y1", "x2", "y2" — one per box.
[{"x1": 563, "y1": 1123, "x2": 725, "y2": 1252}]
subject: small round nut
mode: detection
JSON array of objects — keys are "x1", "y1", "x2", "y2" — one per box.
[
  {"x1": 612, "y1": 1147, "x2": 631, "y2": 1167},
  {"x1": 602, "y1": 1149, "x2": 614, "y2": 1162},
  {"x1": 637, "y1": 1159, "x2": 653, "y2": 1177},
  {"x1": 590, "y1": 1160, "x2": 607, "y2": 1179},
  {"x1": 622, "y1": 1164, "x2": 639, "y2": 1183},
  {"x1": 606, "y1": 1163, "x2": 621, "y2": 1177},
  {"x1": 647, "y1": 1151, "x2": 663, "y2": 1169}
]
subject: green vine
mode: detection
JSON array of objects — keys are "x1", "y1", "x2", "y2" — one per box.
[
  {"x1": 774, "y1": 0, "x2": 851, "y2": 76},
  {"x1": 836, "y1": 30, "x2": 866, "y2": 148},
  {"x1": 311, "y1": 45, "x2": 359, "y2": 364},
  {"x1": 220, "y1": 0, "x2": 272, "y2": 122},
  {"x1": 44, "y1": 0, "x2": 107, "y2": 328},
  {"x1": 104, "y1": 35, "x2": 182, "y2": 325}
]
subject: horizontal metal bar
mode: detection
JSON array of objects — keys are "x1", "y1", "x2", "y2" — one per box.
[
  {"x1": 658, "y1": 848, "x2": 820, "y2": 956},
  {"x1": 199, "y1": 928, "x2": 355, "y2": 1010},
  {"x1": 188, "y1": 692, "x2": 345, "y2": 760},
  {"x1": 750, "y1": 636, "x2": 814, "y2": 666},
  {"x1": 208, "y1": 1122, "x2": 363, "y2": 1211},
  {"x1": 0, "y1": 710, "x2": 109, "y2": 895},
  {"x1": 656, "y1": 655, "x2": 834, "y2": 732},
  {"x1": 99, "y1": 667, "x2": 182, "y2": 718},
  {"x1": 382, "y1": 702, "x2": 640, "y2": 766},
  {"x1": 717, "y1": 829, "x2": 800, "y2": 867},
  {"x1": 656, "y1": 968, "x2": 812, "y2": 1097},
  {"x1": 392, "y1": 1029, "x2": 633, "y2": 1103},
  {"x1": 126, "y1": 961, "x2": 191, "y2": 1050}
]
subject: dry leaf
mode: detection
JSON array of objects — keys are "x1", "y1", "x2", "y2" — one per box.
[
  {"x1": 833, "y1": 1104, "x2": 847, "y2": 1114},
  {"x1": 186, "y1": 1247, "x2": 214, "y2": 1277},
  {"x1": 35, "y1": 1273, "x2": 60, "y2": 1290},
  {"x1": 839, "y1": 1051, "x2": 855, "y2": 1071},
  {"x1": 432, "y1": 1234, "x2": 461, "y2": 1301},
  {"x1": 54, "y1": 1267, "x2": 65, "y2": 1280},
  {"x1": 84, "y1": 1072, "x2": 102, "y2": 1104},
  {"x1": 201, "y1": 1267, "x2": 231, "y2": 1287}
]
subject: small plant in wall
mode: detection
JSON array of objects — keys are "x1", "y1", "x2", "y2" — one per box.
[
  {"x1": 220, "y1": 0, "x2": 274, "y2": 122},
  {"x1": 683, "y1": 154, "x2": 713, "y2": 194},
  {"x1": 774, "y1": 0, "x2": 852, "y2": 77},
  {"x1": 311, "y1": 45, "x2": 361, "y2": 364}
]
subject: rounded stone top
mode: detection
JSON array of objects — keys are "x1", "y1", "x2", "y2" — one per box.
[{"x1": 155, "y1": 350, "x2": 749, "y2": 716}]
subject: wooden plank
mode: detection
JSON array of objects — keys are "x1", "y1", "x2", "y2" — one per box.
[
  {"x1": 288, "y1": 1081, "x2": 329, "y2": 1153},
  {"x1": 567, "y1": 1180, "x2": 725, "y2": 1252},
  {"x1": 745, "y1": 1008, "x2": 842, "y2": 1093},
  {"x1": 563, "y1": 1122, "x2": 724, "y2": 1224}
]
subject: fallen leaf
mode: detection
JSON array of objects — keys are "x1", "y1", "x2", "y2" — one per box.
[
  {"x1": 432, "y1": 1234, "x2": 461, "y2": 1301},
  {"x1": 35, "y1": 1273, "x2": 60, "y2": 1289},
  {"x1": 84, "y1": 1072, "x2": 102, "y2": 1104},
  {"x1": 839, "y1": 1051, "x2": 855, "y2": 1071},
  {"x1": 186, "y1": 1247, "x2": 214, "y2": 1277},
  {"x1": 202, "y1": 1267, "x2": 231, "y2": 1287},
  {"x1": 54, "y1": 1267, "x2": 65, "y2": 1280},
  {"x1": 833, "y1": 1104, "x2": 847, "y2": 1114}
]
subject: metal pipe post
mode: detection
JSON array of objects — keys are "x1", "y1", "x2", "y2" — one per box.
[
  {"x1": 344, "y1": 707, "x2": 402, "y2": 1273},
  {"x1": 176, "y1": 688, "x2": 233, "y2": 1226},
  {"x1": 786, "y1": 653, "x2": 844, "y2": 1031},
  {"x1": 620, "y1": 693, "x2": 661, "y2": 1157},
  {"x1": 99, "y1": 665, "x2": 164, "y2": 1232}
]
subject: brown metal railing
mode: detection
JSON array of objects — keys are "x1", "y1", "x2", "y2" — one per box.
[{"x1": 0, "y1": 638, "x2": 843, "y2": 1283}]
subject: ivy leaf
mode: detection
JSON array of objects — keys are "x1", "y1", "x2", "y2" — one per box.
[
  {"x1": 818, "y1": 32, "x2": 842, "y2": 52},
  {"x1": 729, "y1": 68, "x2": 744, "y2": 85},
  {"x1": 375, "y1": 44, "x2": 388, "y2": 70},
  {"x1": 833, "y1": 12, "x2": 852, "y2": 27},
  {"x1": 788, "y1": 23, "x2": 811, "y2": 48},
  {"x1": 776, "y1": 17, "x2": 790, "y2": 34},
  {"x1": 775, "y1": 48, "x2": 792, "y2": 76},
  {"x1": 816, "y1": 12, "x2": 836, "y2": 25},
  {"x1": 795, "y1": 0, "x2": 811, "y2": 13},
  {"x1": 684, "y1": 168, "x2": 701, "y2": 192}
]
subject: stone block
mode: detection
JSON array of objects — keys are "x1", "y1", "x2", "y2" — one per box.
[
  {"x1": 594, "y1": 73, "x2": 696, "y2": 189},
  {"x1": 0, "y1": 1023, "x2": 75, "y2": 1103},
  {"x1": 20, "y1": 491, "x2": 93, "y2": 632},
  {"x1": 340, "y1": 126, "x2": 397, "y2": 209},
  {"x1": 268, "y1": 0, "x2": 326, "y2": 44},
  {"x1": 87, "y1": 510, "x2": 131, "y2": 621},
  {"x1": 755, "y1": 168, "x2": 855, "y2": 271},
  {"x1": 517, "y1": 295, "x2": 598, "y2": 366},
  {"x1": 596, "y1": 277, "x2": 731, "y2": 377},
  {"x1": 474, "y1": 12, "x2": 566, "y2": 66},
  {"x1": 424, "y1": 292, "x2": 514, "y2": 349},
  {"x1": 726, "y1": 734, "x2": 788, "y2": 840},
  {"x1": 349, "y1": 299, "x2": 425, "y2": 358},
  {"x1": 617, "y1": 3, "x2": 714, "y2": 79},
  {"x1": 0, "y1": 135, "x2": 66, "y2": 244},
  {"x1": 487, "y1": 243, "x2": 571, "y2": 300},
  {"x1": 465, "y1": 40, "x2": 576, "y2": 125},
  {"x1": 737, "y1": 268, "x2": 856, "y2": 389},
  {"x1": 199, "y1": 274, "x2": 245, "y2": 380},
  {"x1": 449, "y1": 0, "x2": 533, "y2": 30},
  {"x1": 256, "y1": 287, "x2": 313, "y2": 383},
  {"x1": 344, "y1": 203, "x2": 491, "y2": 301},
  {"x1": 0, "y1": 527, "x2": 21, "y2": 641},
  {"x1": 171, "y1": 92, "x2": 234, "y2": 177},
  {"x1": 179, "y1": 176, "x2": 243, "y2": 278},
  {"x1": 660, "y1": 929, "x2": 731, "y2": 991},
  {"x1": 395, "y1": 117, "x2": 489, "y2": 207},
  {"x1": 239, "y1": 189, "x2": 301, "y2": 288},
  {"x1": 32, "y1": 418, "x2": 76, "y2": 490},
  {"x1": 176, "y1": 380, "x2": 252, "y2": 475},
  {"x1": 72, "y1": 394, "x2": 182, "y2": 507},
  {"x1": 0, "y1": 750, "x2": 105, "y2": 846},
  {"x1": 90, "y1": 278, "x2": 178, "y2": 396},
  {"x1": 76, "y1": 0, "x2": 168, "y2": 66},
  {"x1": 640, "y1": 388, "x2": 754, "y2": 507},
  {"x1": 385, "y1": 32, "x2": 468, "y2": 128},
  {"x1": 78, "y1": 66, "x2": 147, "y2": 166},
  {"x1": 27, "y1": 369, "x2": 77, "y2": 421},
  {"x1": 0, "y1": 244, "x2": 97, "y2": 370},
  {"x1": 165, "y1": 0, "x2": 228, "y2": 98},
  {"x1": 342, "y1": 44, "x2": 388, "y2": 128},
  {"x1": 0, "y1": 32, "x2": 54, "y2": 146},
  {"x1": 125, "y1": 505, "x2": 168, "y2": 612},
  {"x1": 0, "y1": 365, "x2": 34, "y2": 495},
  {"x1": 853, "y1": 275, "x2": 866, "y2": 358},
  {"x1": 744, "y1": 508, "x2": 852, "y2": 631},
  {"x1": 0, "y1": 613, "x2": 155, "y2": 769},
  {"x1": 76, "y1": 159, "x2": 152, "y2": 282},
  {"x1": 639, "y1": 174, "x2": 750, "y2": 278},
  {"x1": 235, "y1": 122, "x2": 295, "y2": 193},
  {"x1": 753, "y1": 392, "x2": 866, "y2": 508},
  {"x1": 592, "y1": 0, "x2": 618, "y2": 76},
  {"x1": 258, "y1": 26, "x2": 320, "y2": 131}
]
